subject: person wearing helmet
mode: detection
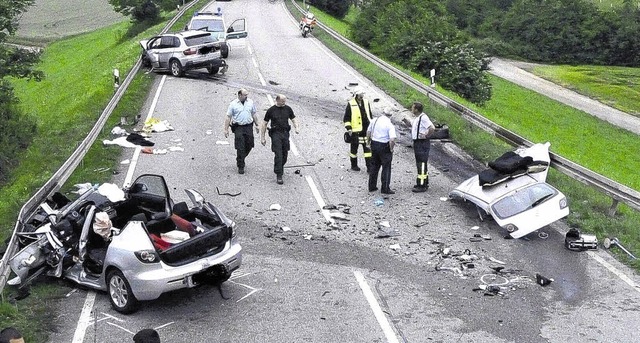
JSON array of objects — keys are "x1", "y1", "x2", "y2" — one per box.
[{"x1": 343, "y1": 87, "x2": 372, "y2": 172}]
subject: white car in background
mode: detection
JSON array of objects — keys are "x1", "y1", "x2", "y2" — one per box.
[
  {"x1": 449, "y1": 142, "x2": 569, "y2": 239},
  {"x1": 185, "y1": 9, "x2": 248, "y2": 58}
]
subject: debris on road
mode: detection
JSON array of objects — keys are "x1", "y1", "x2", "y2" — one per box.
[
  {"x1": 536, "y1": 273, "x2": 554, "y2": 286},
  {"x1": 269, "y1": 204, "x2": 282, "y2": 211},
  {"x1": 564, "y1": 228, "x2": 598, "y2": 251}
]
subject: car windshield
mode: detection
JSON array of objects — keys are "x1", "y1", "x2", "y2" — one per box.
[
  {"x1": 184, "y1": 33, "x2": 215, "y2": 46},
  {"x1": 190, "y1": 19, "x2": 225, "y2": 32},
  {"x1": 491, "y1": 183, "x2": 557, "y2": 219}
]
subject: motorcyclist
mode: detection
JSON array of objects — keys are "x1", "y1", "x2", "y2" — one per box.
[{"x1": 299, "y1": 12, "x2": 317, "y2": 31}]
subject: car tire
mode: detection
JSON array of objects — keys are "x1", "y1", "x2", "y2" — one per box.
[
  {"x1": 170, "y1": 59, "x2": 184, "y2": 77},
  {"x1": 107, "y1": 269, "x2": 139, "y2": 314},
  {"x1": 207, "y1": 66, "x2": 220, "y2": 75},
  {"x1": 220, "y1": 43, "x2": 229, "y2": 59}
]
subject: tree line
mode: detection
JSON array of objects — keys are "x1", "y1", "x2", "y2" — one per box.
[{"x1": 311, "y1": 0, "x2": 640, "y2": 105}]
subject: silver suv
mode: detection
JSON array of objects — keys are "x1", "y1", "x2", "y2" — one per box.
[
  {"x1": 139, "y1": 30, "x2": 227, "y2": 77},
  {"x1": 185, "y1": 9, "x2": 247, "y2": 58}
]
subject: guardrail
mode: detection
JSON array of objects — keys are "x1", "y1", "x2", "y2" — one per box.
[
  {"x1": 290, "y1": 1, "x2": 640, "y2": 215},
  {"x1": 0, "y1": 1, "x2": 200, "y2": 293}
]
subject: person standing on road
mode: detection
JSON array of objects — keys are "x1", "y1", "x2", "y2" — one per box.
[
  {"x1": 224, "y1": 88, "x2": 259, "y2": 174},
  {"x1": 260, "y1": 94, "x2": 300, "y2": 185},
  {"x1": 367, "y1": 107, "x2": 397, "y2": 194},
  {"x1": 343, "y1": 87, "x2": 372, "y2": 172},
  {"x1": 410, "y1": 102, "x2": 435, "y2": 193}
]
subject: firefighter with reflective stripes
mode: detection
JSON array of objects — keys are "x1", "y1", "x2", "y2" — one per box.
[
  {"x1": 410, "y1": 102, "x2": 435, "y2": 192},
  {"x1": 343, "y1": 87, "x2": 372, "y2": 172}
]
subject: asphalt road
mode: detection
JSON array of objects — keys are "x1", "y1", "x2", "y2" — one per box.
[{"x1": 45, "y1": 1, "x2": 640, "y2": 342}]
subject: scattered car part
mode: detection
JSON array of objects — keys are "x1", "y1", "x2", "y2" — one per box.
[
  {"x1": 603, "y1": 237, "x2": 637, "y2": 259},
  {"x1": 564, "y1": 228, "x2": 598, "y2": 251},
  {"x1": 449, "y1": 142, "x2": 569, "y2": 239}
]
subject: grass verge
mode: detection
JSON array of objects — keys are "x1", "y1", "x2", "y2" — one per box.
[
  {"x1": 288, "y1": 1, "x2": 640, "y2": 268},
  {"x1": 528, "y1": 64, "x2": 640, "y2": 117}
]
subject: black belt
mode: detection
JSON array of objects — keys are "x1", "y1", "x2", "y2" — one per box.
[{"x1": 372, "y1": 140, "x2": 390, "y2": 145}]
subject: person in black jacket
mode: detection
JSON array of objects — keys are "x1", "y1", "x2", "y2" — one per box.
[{"x1": 260, "y1": 94, "x2": 300, "y2": 184}]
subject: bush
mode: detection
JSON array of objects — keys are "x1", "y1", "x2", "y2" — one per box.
[
  {"x1": 0, "y1": 80, "x2": 37, "y2": 183},
  {"x1": 310, "y1": 0, "x2": 351, "y2": 18}
]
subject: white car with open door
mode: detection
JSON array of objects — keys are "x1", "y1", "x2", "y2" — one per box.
[
  {"x1": 185, "y1": 8, "x2": 248, "y2": 58},
  {"x1": 449, "y1": 142, "x2": 569, "y2": 238}
]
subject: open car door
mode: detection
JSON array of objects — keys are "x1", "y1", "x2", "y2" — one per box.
[
  {"x1": 126, "y1": 174, "x2": 172, "y2": 221},
  {"x1": 226, "y1": 18, "x2": 248, "y2": 40}
]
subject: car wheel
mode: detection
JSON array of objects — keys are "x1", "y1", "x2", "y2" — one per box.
[
  {"x1": 170, "y1": 59, "x2": 184, "y2": 77},
  {"x1": 221, "y1": 43, "x2": 229, "y2": 58},
  {"x1": 207, "y1": 66, "x2": 220, "y2": 75},
  {"x1": 107, "y1": 269, "x2": 139, "y2": 314}
]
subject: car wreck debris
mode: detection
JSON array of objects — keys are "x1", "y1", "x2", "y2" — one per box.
[
  {"x1": 536, "y1": 273, "x2": 554, "y2": 286},
  {"x1": 603, "y1": 237, "x2": 637, "y2": 259},
  {"x1": 564, "y1": 228, "x2": 598, "y2": 251},
  {"x1": 449, "y1": 142, "x2": 569, "y2": 239}
]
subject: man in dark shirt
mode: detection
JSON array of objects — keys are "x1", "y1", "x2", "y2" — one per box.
[{"x1": 260, "y1": 94, "x2": 300, "y2": 184}]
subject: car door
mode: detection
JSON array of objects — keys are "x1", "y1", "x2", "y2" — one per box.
[
  {"x1": 225, "y1": 18, "x2": 248, "y2": 40},
  {"x1": 126, "y1": 174, "x2": 172, "y2": 220}
]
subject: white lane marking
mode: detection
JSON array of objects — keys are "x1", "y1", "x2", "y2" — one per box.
[
  {"x1": 252, "y1": 56, "x2": 259, "y2": 68},
  {"x1": 123, "y1": 74, "x2": 167, "y2": 187},
  {"x1": 588, "y1": 251, "x2": 640, "y2": 292},
  {"x1": 305, "y1": 175, "x2": 333, "y2": 224},
  {"x1": 353, "y1": 271, "x2": 400, "y2": 343},
  {"x1": 72, "y1": 291, "x2": 96, "y2": 343}
]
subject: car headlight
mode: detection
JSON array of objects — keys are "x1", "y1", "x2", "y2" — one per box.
[
  {"x1": 135, "y1": 250, "x2": 160, "y2": 264},
  {"x1": 505, "y1": 224, "x2": 518, "y2": 233},
  {"x1": 559, "y1": 197, "x2": 568, "y2": 209}
]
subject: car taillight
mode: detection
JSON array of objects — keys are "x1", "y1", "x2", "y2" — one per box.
[
  {"x1": 183, "y1": 47, "x2": 197, "y2": 55},
  {"x1": 559, "y1": 197, "x2": 568, "y2": 209},
  {"x1": 135, "y1": 250, "x2": 160, "y2": 263}
]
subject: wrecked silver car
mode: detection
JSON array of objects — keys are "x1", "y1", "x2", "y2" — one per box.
[
  {"x1": 8, "y1": 174, "x2": 242, "y2": 313},
  {"x1": 140, "y1": 30, "x2": 228, "y2": 76},
  {"x1": 449, "y1": 142, "x2": 569, "y2": 239}
]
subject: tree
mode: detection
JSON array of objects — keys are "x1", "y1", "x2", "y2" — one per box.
[
  {"x1": 0, "y1": 0, "x2": 42, "y2": 182},
  {"x1": 109, "y1": 0, "x2": 180, "y2": 22},
  {"x1": 352, "y1": 0, "x2": 492, "y2": 105}
]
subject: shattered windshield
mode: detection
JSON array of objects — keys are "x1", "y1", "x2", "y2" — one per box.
[{"x1": 491, "y1": 183, "x2": 557, "y2": 219}]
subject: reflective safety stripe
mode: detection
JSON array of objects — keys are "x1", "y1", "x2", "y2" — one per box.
[
  {"x1": 364, "y1": 151, "x2": 372, "y2": 158},
  {"x1": 358, "y1": 137, "x2": 367, "y2": 143},
  {"x1": 350, "y1": 153, "x2": 358, "y2": 158},
  {"x1": 418, "y1": 162, "x2": 428, "y2": 185}
]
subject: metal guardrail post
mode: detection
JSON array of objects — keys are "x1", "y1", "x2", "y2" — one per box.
[{"x1": 290, "y1": 0, "x2": 640, "y2": 215}]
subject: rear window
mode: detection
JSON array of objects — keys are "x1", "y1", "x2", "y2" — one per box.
[
  {"x1": 190, "y1": 19, "x2": 225, "y2": 32},
  {"x1": 184, "y1": 33, "x2": 215, "y2": 46}
]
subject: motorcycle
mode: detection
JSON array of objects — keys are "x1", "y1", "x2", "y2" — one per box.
[{"x1": 299, "y1": 11, "x2": 316, "y2": 38}]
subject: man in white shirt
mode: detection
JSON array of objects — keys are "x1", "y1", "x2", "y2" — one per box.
[
  {"x1": 224, "y1": 88, "x2": 259, "y2": 174},
  {"x1": 410, "y1": 102, "x2": 435, "y2": 192},
  {"x1": 366, "y1": 107, "x2": 397, "y2": 194}
]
